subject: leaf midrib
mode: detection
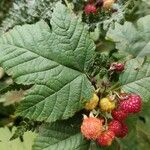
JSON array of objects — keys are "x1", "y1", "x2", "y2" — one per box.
[{"x1": 0, "y1": 42, "x2": 85, "y2": 75}]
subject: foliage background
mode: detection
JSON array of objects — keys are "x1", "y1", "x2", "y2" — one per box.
[{"x1": 0, "y1": 0, "x2": 150, "y2": 150}]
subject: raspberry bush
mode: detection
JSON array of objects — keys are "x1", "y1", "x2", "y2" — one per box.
[{"x1": 0, "y1": 0, "x2": 150, "y2": 150}]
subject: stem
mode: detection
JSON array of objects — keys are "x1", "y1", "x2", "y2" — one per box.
[
  {"x1": 123, "y1": 0, "x2": 133, "y2": 10},
  {"x1": 105, "y1": 82, "x2": 122, "y2": 94},
  {"x1": 89, "y1": 141, "x2": 97, "y2": 150},
  {"x1": 115, "y1": 138, "x2": 121, "y2": 150},
  {"x1": 64, "y1": 0, "x2": 73, "y2": 13},
  {"x1": 104, "y1": 113, "x2": 108, "y2": 127},
  {"x1": 112, "y1": 86, "x2": 122, "y2": 92},
  {"x1": 96, "y1": 41, "x2": 103, "y2": 48},
  {"x1": 109, "y1": 82, "x2": 121, "y2": 91},
  {"x1": 113, "y1": 91, "x2": 121, "y2": 99},
  {"x1": 99, "y1": 111, "x2": 108, "y2": 129}
]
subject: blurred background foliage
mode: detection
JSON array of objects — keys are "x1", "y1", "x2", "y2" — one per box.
[{"x1": 0, "y1": 127, "x2": 36, "y2": 150}]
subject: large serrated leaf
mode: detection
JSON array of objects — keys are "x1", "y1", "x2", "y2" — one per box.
[
  {"x1": 106, "y1": 15, "x2": 150, "y2": 58},
  {"x1": 120, "y1": 58, "x2": 150, "y2": 102},
  {"x1": 0, "y1": 2, "x2": 95, "y2": 122},
  {"x1": 33, "y1": 119, "x2": 90, "y2": 150}
]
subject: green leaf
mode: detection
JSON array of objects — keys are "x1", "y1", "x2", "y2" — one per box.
[
  {"x1": 33, "y1": 119, "x2": 90, "y2": 150},
  {"x1": 117, "y1": 129, "x2": 139, "y2": 150},
  {"x1": 0, "y1": 2, "x2": 95, "y2": 122},
  {"x1": 142, "y1": 0, "x2": 150, "y2": 5},
  {"x1": 136, "y1": 102, "x2": 150, "y2": 149},
  {"x1": 0, "y1": 127, "x2": 36, "y2": 150},
  {"x1": 120, "y1": 58, "x2": 150, "y2": 102},
  {"x1": 106, "y1": 15, "x2": 150, "y2": 57}
]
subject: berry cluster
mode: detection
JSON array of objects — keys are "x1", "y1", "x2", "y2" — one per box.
[
  {"x1": 84, "y1": 0, "x2": 116, "y2": 15},
  {"x1": 81, "y1": 93, "x2": 142, "y2": 147}
]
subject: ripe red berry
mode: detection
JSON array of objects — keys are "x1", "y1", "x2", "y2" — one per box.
[
  {"x1": 110, "y1": 62, "x2": 124, "y2": 72},
  {"x1": 109, "y1": 120, "x2": 129, "y2": 138},
  {"x1": 108, "y1": 120, "x2": 122, "y2": 137},
  {"x1": 84, "y1": 4, "x2": 97, "y2": 15},
  {"x1": 97, "y1": 130, "x2": 115, "y2": 147},
  {"x1": 112, "y1": 109, "x2": 128, "y2": 121},
  {"x1": 81, "y1": 116, "x2": 103, "y2": 140},
  {"x1": 115, "y1": 63, "x2": 124, "y2": 72},
  {"x1": 117, "y1": 123, "x2": 128, "y2": 138},
  {"x1": 119, "y1": 94, "x2": 142, "y2": 113}
]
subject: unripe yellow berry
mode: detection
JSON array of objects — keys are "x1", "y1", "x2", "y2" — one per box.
[
  {"x1": 99, "y1": 97, "x2": 115, "y2": 112},
  {"x1": 85, "y1": 93, "x2": 99, "y2": 110},
  {"x1": 103, "y1": 0, "x2": 116, "y2": 10}
]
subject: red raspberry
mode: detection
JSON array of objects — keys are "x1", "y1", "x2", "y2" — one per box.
[
  {"x1": 117, "y1": 123, "x2": 128, "y2": 138},
  {"x1": 109, "y1": 120, "x2": 129, "y2": 138},
  {"x1": 108, "y1": 120, "x2": 122, "y2": 137},
  {"x1": 119, "y1": 94, "x2": 142, "y2": 113},
  {"x1": 81, "y1": 116, "x2": 103, "y2": 140},
  {"x1": 84, "y1": 4, "x2": 97, "y2": 15},
  {"x1": 112, "y1": 109, "x2": 128, "y2": 121},
  {"x1": 110, "y1": 62, "x2": 124, "y2": 72},
  {"x1": 97, "y1": 130, "x2": 115, "y2": 147},
  {"x1": 108, "y1": 120, "x2": 122, "y2": 136}
]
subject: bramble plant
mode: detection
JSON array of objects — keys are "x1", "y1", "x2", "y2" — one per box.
[{"x1": 0, "y1": 0, "x2": 150, "y2": 150}]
